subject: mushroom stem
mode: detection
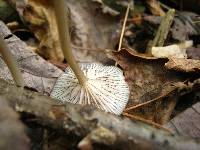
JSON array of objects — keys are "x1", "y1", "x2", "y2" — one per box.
[
  {"x1": 0, "y1": 35, "x2": 24, "y2": 87},
  {"x1": 53, "y1": 0, "x2": 87, "y2": 86}
]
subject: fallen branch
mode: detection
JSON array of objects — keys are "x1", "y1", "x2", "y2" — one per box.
[
  {"x1": 0, "y1": 98, "x2": 29, "y2": 150},
  {"x1": 0, "y1": 79, "x2": 199, "y2": 149}
]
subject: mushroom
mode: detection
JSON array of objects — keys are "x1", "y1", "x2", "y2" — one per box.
[
  {"x1": 0, "y1": 35, "x2": 24, "y2": 87},
  {"x1": 51, "y1": 0, "x2": 129, "y2": 115}
]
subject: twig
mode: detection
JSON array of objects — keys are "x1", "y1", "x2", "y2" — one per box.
[{"x1": 0, "y1": 79, "x2": 199, "y2": 149}]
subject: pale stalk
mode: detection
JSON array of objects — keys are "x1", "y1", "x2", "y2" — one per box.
[
  {"x1": 0, "y1": 35, "x2": 24, "y2": 87},
  {"x1": 53, "y1": 0, "x2": 86, "y2": 86}
]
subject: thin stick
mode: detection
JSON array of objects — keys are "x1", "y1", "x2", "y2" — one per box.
[
  {"x1": 124, "y1": 98, "x2": 161, "y2": 112},
  {"x1": 0, "y1": 35, "x2": 24, "y2": 87},
  {"x1": 117, "y1": 4, "x2": 130, "y2": 52},
  {"x1": 123, "y1": 113, "x2": 172, "y2": 133},
  {"x1": 53, "y1": 0, "x2": 87, "y2": 86}
]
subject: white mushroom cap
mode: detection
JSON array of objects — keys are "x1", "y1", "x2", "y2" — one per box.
[{"x1": 50, "y1": 63, "x2": 129, "y2": 115}]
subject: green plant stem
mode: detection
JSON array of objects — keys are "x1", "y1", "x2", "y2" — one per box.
[
  {"x1": 0, "y1": 35, "x2": 24, "y2": 87},
  {"x1": 146, "y1": 9, "x2": 175, "y2": 54},
  {"x1": 53, "y1": 0, "x2": 86, "y2": 86},
  {"x1": 151, "y1": 9, "x2": 175, "y2": 47}
]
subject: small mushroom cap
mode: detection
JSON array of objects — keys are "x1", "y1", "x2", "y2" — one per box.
[{"x1": 50, "y1": 63, "x2": 129, "y2": 115}]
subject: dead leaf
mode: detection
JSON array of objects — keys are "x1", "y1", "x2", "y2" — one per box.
[
  {"x1": 92, "y1": 0, "x2": 133, "y2": 16},
  {"x1": 0, "y1": 21, "x2": 62, "y2": 94},
  {"x1": 172, "y1": 12, "x2": 200, "y2": 41},
  {"x1": 151, "y1": 41, "x2": 193, "y2": 59},
  {"x1": 165, "y1": 58, "x2": 200, "y2": 73},
  {"x1": 9, "y1": 0, "x2": 119, "y2": 63},
  {"x1": 0, "y1": 97, "x2": 29, "y2": 150},
  {"x1": 48, "y1": 60, "x2": 68, "y2": 71},
  {"x1": 67, "y1": 0, "x2": 117, "y2": 63},
  {"x1": 144, "y1": 12, "x2": 200, "y2": 42},
  {"x1": 107, "y1": 48, "x2": 186, "y2": 124},
  {"x1": 187, "y1": 47, "x2": 200, "y2": 60},
  {"x1": 145, "y1": 0, "x2": 165, "y2": 16},
  {"x1": 152, "y1": 45, "x2": 187, "y2": 59},
  {"x1": 9, "y1": 0, "x2": 64, "y2": 61},
  {"x1": 165, "y1": 102, "x2": 200, "y2": 139},
  {"x1": 165, "y1": 78, "x2": 200, "y2": 139}
]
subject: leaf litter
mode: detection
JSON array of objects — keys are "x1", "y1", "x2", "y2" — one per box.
[
  {"x1": 0, "y1": 21, "x2": 62, "y2": 95},
  {"x1": 9, "y1": 0, "x2": 122, "y2": 63},
  {"x1": 0, "y1": 0, "x2": 200, "y2": 148}
]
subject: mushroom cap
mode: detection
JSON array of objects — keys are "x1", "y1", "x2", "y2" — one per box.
[{"x1": 50, "y1": 63, "x2": 129, "y2": 115}]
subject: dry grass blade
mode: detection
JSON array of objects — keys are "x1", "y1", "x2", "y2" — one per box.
[
  {"x1": 115, "y1": 4, "x2": 130, "y2": 66},
  {"x1": 123, "y1": 113, "x2": 172, "y2": 133},
  {"x1": 124, "y1": 86, "x2": 176, "y2": 112},
  {"x1": 117, "y1": 4, "x2": 130, "y2": 52}
]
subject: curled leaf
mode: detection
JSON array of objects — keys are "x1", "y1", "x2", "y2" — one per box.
[
  {"x1": 165, "y1": 58, "x2": 200, "y2": 73},
  {"x1": 107, "y1": 48, "x2": 186, "y2": 123}
]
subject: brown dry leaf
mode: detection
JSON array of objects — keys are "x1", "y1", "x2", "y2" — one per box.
[
  {"x1": 107, "y1": 48, "x2": 186, "y2": 124},
  {"x1": 9, "y1": 0, "x2": 63, "y2": 61},
  {"x1": 165, "y1": 58, "x2": 200, "y2": 73},
  {"x1": 172, "y1": 12, "x2": 200, "y2": 41},
  {"x1": 0, "y1": 97, "x2": 29, "y2": 150},
  {"x1": 9, "y1": 0, "x2": 119, "y2": 63},
  {"x1": 165, "y1": 102, "x2": 200, "y2": 139},
  {"x1": 144, "y1": 12, "x2": 200, "y2": 42},
  {"x1": 0, "y1": 21, "x2": 62, "y2": 94},
  {"x1": 145, "y1": 0, "x2": 165, "y2": 16},
  {"x1": 165, "y1": 76, "x2": 200, "y2": 138},
  {"x1": 187, "y1": 47, "x2": 200, "y2": 60},
  {"x1": 92, "y1": 0, "x2": 133, "y2": 16}
]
